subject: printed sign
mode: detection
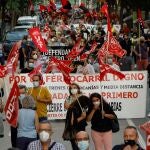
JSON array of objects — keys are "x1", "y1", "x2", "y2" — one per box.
[{"x1": 4, "y1": 71, "x2": 147, "y2": 120}]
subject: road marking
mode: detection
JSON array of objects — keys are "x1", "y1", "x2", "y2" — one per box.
[{"x1": 126, "y1": 119, "x2": 146, "y2": 149}]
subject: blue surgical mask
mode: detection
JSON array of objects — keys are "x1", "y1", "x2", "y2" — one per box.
[{"x1": 77, "y1": 140, "x2": 89, "y2": 150}]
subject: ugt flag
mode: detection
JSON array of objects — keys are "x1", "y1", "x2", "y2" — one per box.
[
  {"x1": 4, "y1": 80, "x2": 19, "y2": 127},
  {"x1": 29, "y1": 27, "x2": 48, "y2": 52}
]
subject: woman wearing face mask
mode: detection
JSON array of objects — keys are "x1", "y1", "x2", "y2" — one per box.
[
  {"x1": 64, "y1": 83, "x2": 82, "y2": 110},
  {"x1": 63, "y1": 95, "x2": 90, "y2": 150},
  {"x1": 87, "y1": 93, "x2": 116, "y2": 150},
  {"x1": 16, "y1": 96, "x2": 39, "y2": 150}
]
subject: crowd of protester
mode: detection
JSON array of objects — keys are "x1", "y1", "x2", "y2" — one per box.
[{"x1": 0, "y1": 2, "x2": 150, "y2": 150}]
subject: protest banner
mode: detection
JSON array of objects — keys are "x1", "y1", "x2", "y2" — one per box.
[{"x1": 4, "y1": 71, "x2": 147, "y2": 120}]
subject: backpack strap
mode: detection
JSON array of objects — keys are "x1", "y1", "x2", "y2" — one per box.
[{"x1": 49, "y1": 142, "x2": 56, "y2": 150}]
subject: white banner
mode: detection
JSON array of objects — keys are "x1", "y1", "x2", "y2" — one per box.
[{"x1": 4, "y1": 71, "x2": 147, "y2": 120}]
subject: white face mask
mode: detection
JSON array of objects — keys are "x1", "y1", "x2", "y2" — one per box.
[
  {"x1": 39, "y1": 131, "x2": 50, "y2": 142},
  {"x1": 93, "y1": 101, "x2": 100, "y2": 106},
  {"x1": 107, "y1": 58, "x2": 113, "y2": 64},
  {"x1": 32, "y1": 54, "x2": 38, "y2": 60},
  {"x1": 19, "y1": 94, "x2": 26, "y2": 100},
  {"x1": 71, "y1": 89, "x2": 78, "y2": 95},
  {"x1": 33, "y1": 81, "x2": 39, "y2": 87},
  {"x1": 28, "y1": 63, "x2": 34, "y2": 68},
  {"x1": 77, "y1": 140, "x2": 89, "y2": 150}
]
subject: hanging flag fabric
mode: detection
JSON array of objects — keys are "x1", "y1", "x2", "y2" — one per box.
[
  {"x1": 98, "y1": 59, "x2": 125, "y2": 81},
  {"x1": 29, "y1": 27, "x2": 48, "y2": 52},
  {"x1": 85, "y1": 41, "x2": 98, "y2": 55},
  {"x1": 46, "y1": 59, "x2": 72, "y2": 73},
  {"x1": 139, "y1": 121, "x2": 150, "y2": 150},
  {"x1": 4, "y1": 80, "x2": 19, "y2": 127},
  {"x1": 97, "y1": 36, "x2": 125, "y2": 81},
  {"x1": 80, "y1": 41, "x2": 98, "y2": 60},
  {"x1": 39, "y1": 4, "x2": 47, "y2": 12},
  {"x1": 65, "y1": 38, "x2": 83, "y2": 60},
  {"x1": 6, "y1": 41, "x2": 20, "y2": 76},
  {"x1": 108, "y1": 35, "x2": 126, "y2": 57},
  {"x1": 28, "y1": 64, "x2": 45, "y2": 85},
  {"x1": 100, "y1": 3, "x2": 112, "y2": 33},
  {"x1": 0, "y1": 65, "x2": 7, "y2": 78},
  {"x1": 51, "y1": 57, "x2": 73, "y2": 84},
  {"x1": 97, "y1": 36, "x2": 126, "y2": 58},
  {"x1": 49, "y1": 0, "x2": 56, "y2": 11},
  {"x1": 61, "y1": 0, "x2": 71, "y2": 9}
]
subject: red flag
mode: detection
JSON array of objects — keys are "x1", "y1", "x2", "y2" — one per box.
[
  {"x1": 61, "y1": 0, "x2": 71, "y2": 9},
  {"x1": 100, "y1": 3, "x2": 109, "y2": 17},
  {"x1": 85, "y1": 41, "x2": 98, "y2": 55},
  {"x1": 97, "y1": 36, "x2": 126, "y2": 58},
  {"x1": 45, "y1": 59, "x2": 55, "y2": 73},
  {"x1": 80, "y1": 53, "x2": 88, "y2": 60},
  {"x1": 51, "y1": 57, "x2": 73, "y2": 84},
  {"x1": 100, "y1": 3, "x2": 112, "y2": 33},
  {"x1": 39, "y1": 4, "x2": 47, "y2": 12},
  {"x1": 99, "y1": 60, "x2": 125, "y2": 81},
  {"x1": 6, "y1": 42, "x2": 20, "y2": 75},
  {"x1": 49, "y1": 0, "x2": 56, "y2": 11},
  {"x1": 4, "y1": 80, "x2": 19, "y2": 127},
  {"x1": 66, "y1": 38, "x2": 83, "y2": 60},
  {"x1": 97, "y1": 40, "x2": 125, "y2": 81},
  {"x1": 61, "y1": 0, "x2": 67, "y2": 7},
  {"x1": 140, "y1": 121, "x2": 150, "y2": 134},
  {"x1": 28, "y1": 64, "x2": 42, "y2": 77},
  {"x1": 0, "y1": 65, "x2": 7, "y2": 78},
  {"x1": 28, "y1": 64, "x2": 45, "y2": 85},
  {"x1": 29, "y1": 27, "x2": 48, "y2": 52},
  {"x1": 140, "y1": 121, "x2": 150, "y2": 150},
  {"x1": 108, "y1": 35, "x2": 126, "y2": 57},
  {"x1": 80, "y1": 41, "x2": 98, "y2": 60},
  {"x1": 59, "y1": 7, "x2": 70, "y2": 13},
  {"x1": 46, "y1": 59, "x2": 72, "y2": 73}
]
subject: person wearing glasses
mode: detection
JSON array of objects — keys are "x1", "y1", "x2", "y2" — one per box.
[
  {"x1": 27, "y1": 121, "x2": 66, "y2": 150},
  {"x1": 75, "y1": 131, "x2": 90, "y2": 150}
]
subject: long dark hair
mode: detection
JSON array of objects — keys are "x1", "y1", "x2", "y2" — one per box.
[
  {"x1": 70, "y1": 95, "x2": 90, "y2": 111},
  {"x1": 89, "y1": 93, "x2": 108, "y2": 110},
  {"x1": 69, "y1": 83, "x2": 82, "y2": 95}
]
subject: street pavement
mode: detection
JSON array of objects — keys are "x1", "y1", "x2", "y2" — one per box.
[
  {"x1": 0, "y1": 119, "x2": 148, "y2": 150},
  {"x1": 0, "y1": 87, "x2": 149, "y2": 150}
]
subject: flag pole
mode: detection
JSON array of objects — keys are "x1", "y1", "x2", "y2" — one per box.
[
  {"x1": 75, "y1": 95, "x2": 83, "y2": 113},
  {"x1": 139, "y1": 22, "x2": 141, "y2": 61}
]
